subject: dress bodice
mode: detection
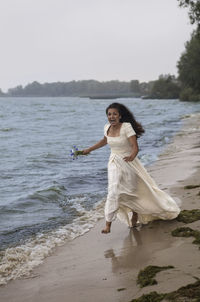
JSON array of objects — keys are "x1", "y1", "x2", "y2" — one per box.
[{"x1": 104, "y1": 122, "x2": 136, "y2": 157}]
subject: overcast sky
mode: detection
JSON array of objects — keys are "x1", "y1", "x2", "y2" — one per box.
[{"x1": 0, "y1": 0, "x2": 193, "y2": 92}]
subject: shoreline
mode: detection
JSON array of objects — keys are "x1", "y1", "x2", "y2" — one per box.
[{"x1": 0, "y1": 112, "x2": 200, "y2": 302}]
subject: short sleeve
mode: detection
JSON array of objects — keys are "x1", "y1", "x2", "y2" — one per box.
[
  {"x1": 124, "y1": 122, "x2": 136, "y2": 138},
  {"x1": 104, "y1": 123, "x2": 110, "y2": 137}
]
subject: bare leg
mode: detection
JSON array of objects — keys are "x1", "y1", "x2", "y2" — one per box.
[
  {"x1": 131, "y1": 211, "x2": 138, "y2": 227},
  {"x1": 101, "y1": 221, "x2": 112, "y2": 234}
]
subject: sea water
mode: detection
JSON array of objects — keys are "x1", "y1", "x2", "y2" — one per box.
[{"x1": 0, "y1": 97, "x2": 200, "y2": 284}]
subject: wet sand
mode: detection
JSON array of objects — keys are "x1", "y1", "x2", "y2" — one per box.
[{"x1": 0, "y1": 113, "x2": 200, "y2": 302}]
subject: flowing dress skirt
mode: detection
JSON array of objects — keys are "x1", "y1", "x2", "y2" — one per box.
[{"x1": 105, "y1": 154, "x2": 181, "y2": 226}]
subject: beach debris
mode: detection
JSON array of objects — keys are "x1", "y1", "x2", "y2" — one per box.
[
  {"x1": 176, "y1": 209, "x2": 200, "y2": 224},
  {"x1": 117, "y1": 288, "x2": 126, "y2": 292},
  {"x1": 130, "y1": 279, "x2": 200, "y2": 302},
  {"x1": 171, "y1": 226, "x2": 200, "y2": 247},
  {"x1": 137, "y1": 265, "x2": 174, "y2": 288}
]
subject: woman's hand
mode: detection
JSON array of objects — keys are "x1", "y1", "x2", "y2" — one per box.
[
  {"x1": 123, "y1": 136, "x2": 139, "y2": 162},
  {"x1": 82, "y1": 148, "x2": 91, "y2": 155},
  {"x1": 123, "y1": 154, "x2": 135, "y2": 162}
]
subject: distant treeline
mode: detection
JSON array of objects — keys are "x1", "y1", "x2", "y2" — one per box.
[
  {"x1": 0, "y1": 80, "x2": 150, "y2": 98},
  {"x1": 0, "y1": 77, "x2": 180, "y2": 99}
]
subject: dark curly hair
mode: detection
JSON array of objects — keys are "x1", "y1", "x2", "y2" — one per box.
[{"x1": 106, "y1": 103, "x2": 145, "y2": 138}]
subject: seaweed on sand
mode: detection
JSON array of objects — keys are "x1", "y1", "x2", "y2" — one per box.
[
  {"x1": 171, "y1": 226, "x2": 200, "y2": 246},
  {"x1": 184, "y1": 184, "x2": 200, "y2": 189},
  {"x1": 130, "y1": 280, "x2": 200, "y2": 302},
  {"x1": 130, "y1": 291, "x2": 165, "y2": 302},
  {"x1": 176, "y1": 209, "x2": 200, "y2": 224},
  {"x1": 137, "y1": 265, "x2": 174, "y2": 288},
  {"x1": 117, "y1": 288, "x2": 126, "y2": 292},
  {"x1": 166, "y1": 279, "x2": 200, "y2": 301}
]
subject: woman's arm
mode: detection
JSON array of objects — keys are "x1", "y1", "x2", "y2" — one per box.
[
  {"x1": 82, "y1": 136, "x2": 107, "y2": 155},
  {"x1": 123, "y1": 135, "x2": 139, "y2": 162}
]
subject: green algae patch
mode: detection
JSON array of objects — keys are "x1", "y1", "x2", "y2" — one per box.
[
  {"x1": 165, "y1": 279, "x2": 200, "y2": 301},
  {"x1": 137, "y1": 265, "x2": 174, "y2": 288},
  {"x1": 184, "y1": 184, "x2": 200, "y2": 189},
  {"x1": 130, "y1": 280, "x2": 200, "y2": 302},
  {"x1": 171, "y1": 227, "x2": 200, "y2": 246},
  {"x1": 176, "y1": 209, "x2": 200, "y2": 224},
  {"x1": 130, "y1": 291, "x2": 165, "y2": 302}
]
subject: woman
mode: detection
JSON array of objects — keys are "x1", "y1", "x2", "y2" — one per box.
[{"x1": 83, "y1": 103, "x2": 181, "y2": 234}]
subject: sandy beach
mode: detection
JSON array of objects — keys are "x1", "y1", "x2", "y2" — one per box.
[{"x1": 0, "y1": 112, "x2": 200, "y2": 302}]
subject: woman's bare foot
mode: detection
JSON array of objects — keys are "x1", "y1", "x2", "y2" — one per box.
[
  {"x1": 101, "y1": 227, "x2": 110, "y2": 234},
  {"x1": 101, "y1": 221, "x2": 111, "y2": 234},
  {"x1": 131, "y1": 211, "x2": 138, "y2": 227}
]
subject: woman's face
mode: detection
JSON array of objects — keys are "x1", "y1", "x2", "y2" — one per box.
[{"x1": 107, "y1": 108, "x2": 121, "y2": 126}]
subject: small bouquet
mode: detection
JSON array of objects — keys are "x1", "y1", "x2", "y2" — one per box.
[{"x1": 70, "y1": 145, "x2": 84, "y2": 160}]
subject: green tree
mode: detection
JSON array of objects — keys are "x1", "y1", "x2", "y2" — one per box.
[
  {"x1": 177, "y1": 31, "x2": 200, "y2": 101},
  {"x1": 7, "y1": 85, "x2": 24, "y2": 96},
  {"x1": 177, "y1": 0, "x2": 200, "y2": 27},
  {"x1": 0, "y1": 88, "x2": 5, "y2": 96},
  {"x1": 149, "y1": 75, "x2": 180, "y2": 99},
  {"x1": 130, "y1": 80, "x2": 140, "y2": 94},
  {"x1": 177, "y1": 0, "x2": 200, "y2": 101}
]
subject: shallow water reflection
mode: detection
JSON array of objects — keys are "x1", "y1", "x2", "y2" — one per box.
[{"x1": 104, "y1": 220, "x2": 178, "y2": 273}]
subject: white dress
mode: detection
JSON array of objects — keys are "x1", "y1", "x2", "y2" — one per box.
[{"x1": 104, "y1": 122, "x2": 181, "y2": 226}]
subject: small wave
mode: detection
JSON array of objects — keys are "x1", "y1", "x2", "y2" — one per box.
[
  {"x1": 38, "y1": 109, "x2": 51, "y2": 112},
  {"x1": 182, "y1": 113, "x2": 200, "y2": 119},
  {"x1": 43, "y1": 152, "x2": 57, "y2": 159},
  {"x1": 152, "y1": 136, "x2": 170, "y2": 148},
  {"x1": 28, "y1": 185, "x2": 67, "y2": 203},
  {"x1": 0, "y1": 200, "x2": 105, "y2": 285},
  {"x1": 42, "y1": 153, "x2": 62, "y2": 164},
  {"x1": 139, "y1": 153, "x2": 158, "y2": 166},
  {"x1": 0, "y1": 127, "x2": 15, "y2": 132}
]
